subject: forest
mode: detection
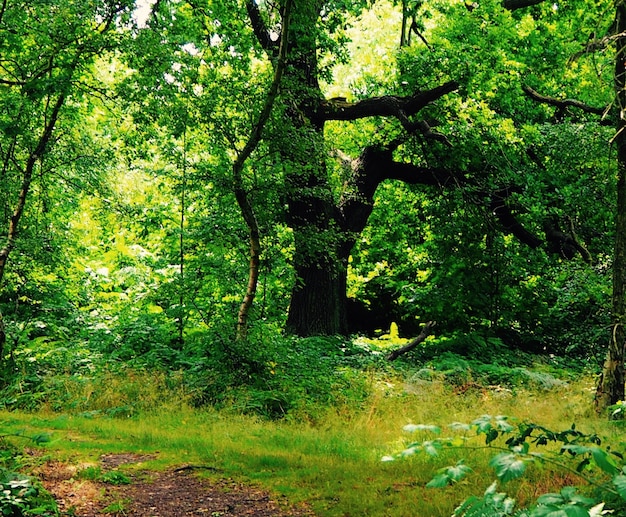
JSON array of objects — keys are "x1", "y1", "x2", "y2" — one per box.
[{"x1": 2, "y1": 0, "x2": 626, "y2": 515}]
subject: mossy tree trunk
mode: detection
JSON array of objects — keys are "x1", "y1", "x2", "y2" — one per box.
[{"x1": 596, "y1": 0, "x2": 626, "y2": 412}]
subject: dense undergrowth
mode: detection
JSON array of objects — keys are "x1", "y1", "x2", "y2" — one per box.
[
  {"x1": 0, "y1": 327, "x2": 608, "y2": 516},
  {"x1": 0, "y1": 362, "x2": 618, "y2": 517},
  {"x1": 0, "y1": 328, "x2": 589, "y2": 419}
]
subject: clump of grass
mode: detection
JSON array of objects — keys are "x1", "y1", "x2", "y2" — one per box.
[
  {"x1": 76, "y1": 466, "x2": 131, "y2": 485},
  {"x1": 34, "y1": 367, "x2": 192, "y2": 416}
]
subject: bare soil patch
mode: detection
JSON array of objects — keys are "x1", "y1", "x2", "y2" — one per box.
[{"x1": 36, "y1": 453, "x2": 315, "y2": 516}]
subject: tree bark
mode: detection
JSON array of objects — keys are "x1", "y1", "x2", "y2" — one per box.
[
  {"x1": 387, "y1": 321, "x2": 436, "y2": 361},
  {"x1": 596, "y1": 1, "x2": 626, "y2": 412}
]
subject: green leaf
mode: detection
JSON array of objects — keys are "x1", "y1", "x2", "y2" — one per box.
[
  {"x1": 426, "y1": 473, "x2": 452, "y2": 488},
  {"x1": 561, "y1": 444, "x2": 593, "y2": 456},
  {"x1": 591, "y1": 447, "x2": 619, "y2": 475},
  {"x1": 612, "y1": 474, "x2": 626, "y2": 500},
  {"x1": 31, "y1": 433, "x2": 51, "y2": 444},
  {"x1": 563, "y1": 506, "x2": 594, "y2": 517},
  {"x1": 485, "y1": 428, "x2": 499, "y2": 445},
  {"x1": 535, "y1": 493, "x2": 565, "y2": 506},
  {"x1": 422, "y1": 440, "x2": 441, "y2": 457},
  {"x1": 489, "y1": 452, "x2": 527, "y2": 482},
  {"x1": 495, "y1": 415, "x2": 514, "y2": 433},
  {"x1": 427, "y1": 461, "x2": 472, "y2": 488},
  {"x1": 529, "y1": 505, "x2": 569, "y2": 517},
  {"x1": 449, "y1": 422, "x2": 471, "y2": 431},
  {"x1": 447, "y1": 461, "x2": 473, "y2": 482},
  {"x1": 471, "y1": 415, "x2": 493, "y2": 434},
  {"x1": 403, "y1": 424, "x2": 441, "y2": 434}
]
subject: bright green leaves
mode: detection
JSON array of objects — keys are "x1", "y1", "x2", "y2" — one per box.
[
  {"x1": 454, "y1": 482, "x2": 516, "y2": 517},
  {"x1": 489, "y1": 452, "x2": 528, "y2": 483},
  {"x1": 473, "y1": 414, "x2": 515, "y2": 441},
  {"x1": 612, "y1": 473, "x2": 626, "y2": 500},
  {"x1": 403, "y1": 423, "x2": 441, "y2": 433},
  {"x1": 533, "y1": 488, "x2": 597, "y2": 517},
  {"x1": 387, "y1": 415, "x2": 626, "y2": 514},
  {"x1": 427, "y1": 461, "x2": 473, "y2": 488}
]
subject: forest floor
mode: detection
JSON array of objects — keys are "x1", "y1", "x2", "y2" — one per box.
[{"x1": 34, "y1": 452, "x2": 317, "y2": 516}]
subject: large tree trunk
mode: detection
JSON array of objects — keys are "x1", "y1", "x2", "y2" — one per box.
[
  {"x1": 596, "y1": 1, "x2": 626, "y2": 412},
  {"x1": 286, "y1": 259, "x2": 348, "y2": 336},
  {"x1": 282, "y1": 127, "x2": 348, "y2": 336},
  {"x1": 267, "y1": 1, "x2": 350, "y2": 335}
]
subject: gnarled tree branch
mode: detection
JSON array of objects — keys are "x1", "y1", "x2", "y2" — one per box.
[
  {"x1": 502, "y1": 0, "x2": 546, "y2": 10},
  {"x1": 319, "y1": 81, "x2": 459, "y2": 123},
  {"x1": 489, "y1": 188, "x2": 543, "y2": 248},
  {"x1": 523, "y1": 84, "x2": 608, "y2": 117},
  {"x1": 246, "y1": 0, "x2": 279, "y2": 55},
  {"x1": 569, "y1": 29, "x2": 624, "y2": 62}
]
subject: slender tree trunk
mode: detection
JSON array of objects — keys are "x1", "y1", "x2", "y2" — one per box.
[
  {"x1": 234, "y1": 0, "x2": 292, "y2": 340},
  {"x1": 0, "y1": 93, "x2": 66, "y2": 359},
  {"x1": 596, "y1": 1, "x2": 626, "y2": 412}
]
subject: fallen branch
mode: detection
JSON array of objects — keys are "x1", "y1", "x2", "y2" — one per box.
[{"x1": 387, "y1": 321, "x2": 436, "y2": 361}]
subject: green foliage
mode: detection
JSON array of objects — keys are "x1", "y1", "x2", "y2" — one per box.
[
  {"x1": 386, "y1": 415, "x2": 626, "y2": 515},
  {"x1": 185, "y1": 333, "x2": 372, "y2": 418},
  {"x1": 76, "y1": 466, "x2": 130, "y2": 485},
  {"x1": 0, "y1": 439, "x2": 57, "y2": 516},
  {"x1": 454, "y1": 482, "x2": 516, "y2": 517},
  {"x1": 0, "y1": 0, "x2": 617, "y2": 435}
]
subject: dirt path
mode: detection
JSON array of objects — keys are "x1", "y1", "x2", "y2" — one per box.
[{"x1": 35, "y1": 453, "x2": 316, "y2": 516}]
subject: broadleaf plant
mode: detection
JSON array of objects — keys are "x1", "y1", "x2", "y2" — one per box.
[{"x1": 385, "y1": 415, "x2": 626, "y2": 515}]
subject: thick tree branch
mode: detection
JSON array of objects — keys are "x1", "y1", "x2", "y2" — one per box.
[
  {"x1": 246, "y1": 0, "x2": 279, "y2": 55},
  {"x1": 338, "y1": 144, "x2": 464, "y2": 241},
  {"x1": 340, "y1": 135, "x2": 589, "y2": 264},
  {"x1": 387, "y1": 321, "x2": 436, "y2": 361},
  {"x1": 489, "y1": 189, "x2": 543, "y2": 248},
  {"x1": 502, "y1": 0, "x2": 546, "y2": 10},
  {"x1": 523, "y1": 84, "x2": 608, "y2": 117},
  {"x1": 319, "y1": 81, "x2": 459, "y2": 123},
  {"x1": 543, "y1": 215, "x2": 592, "y2": 263}
]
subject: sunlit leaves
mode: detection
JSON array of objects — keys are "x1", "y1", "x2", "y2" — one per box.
[
  {"x1": 386, "y1": 415, "x2": 626, "y2": 514},
  {"x1": 533, "y1": 487, "x2": 597, "y2": 517},
  {"x1": 489, "y1": 452, "x2": 528, "y2": 482},
  {"x1": 427, "y1": 461, "x2": 472, "y2": 488},
  {"x1": 454, "y1": 482, "x2": 516, "y2": 517},
  {"x1": 403, "y1": 423, "x2": 441, "y2": 433}
]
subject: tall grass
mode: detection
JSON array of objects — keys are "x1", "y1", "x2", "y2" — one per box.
[{"x1": 0, "y1": 371, "x2": 614, "y2": 517}]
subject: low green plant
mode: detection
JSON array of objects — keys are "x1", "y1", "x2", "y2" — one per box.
[
  {"x1": 0, "y1": 437, "x2": 57, "y2": 516},
  {"x1": 76, "y1": 466, "x2": 130, "y2": 485},
  {"x1": 102, "y1": 498, "x2": 132, "y2": 514},
  {"x1": 384, "y1": 415, "x2": 626, "y2": 516}
]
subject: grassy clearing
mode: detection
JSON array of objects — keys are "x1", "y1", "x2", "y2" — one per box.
[{"x1": 0, "y1": 371, "x2": 617, "y2": 516}]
